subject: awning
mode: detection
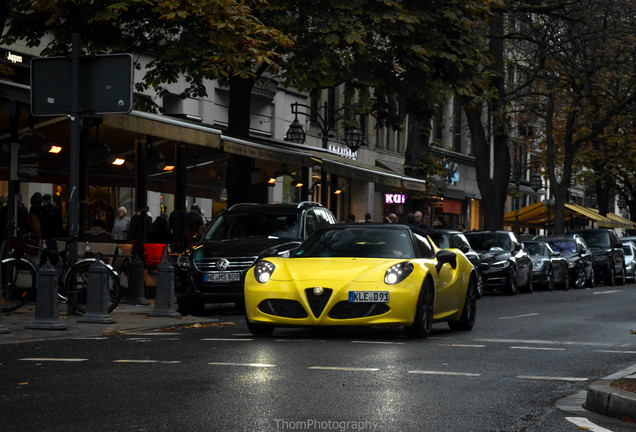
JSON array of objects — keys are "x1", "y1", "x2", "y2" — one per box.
[
  {"x1": 222, "y1": 136, "x2": 312, "y2": 167},
  {"x1": 504, "y1": 202, "x2": 636, "y2": 229},
  {"x1": 102, "y1": 110, "x2": 222, "y2": 148}
]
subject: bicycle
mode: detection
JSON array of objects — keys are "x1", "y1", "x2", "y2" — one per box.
[{"x1": 1, "y1": 229, "x2": 121, "y2": 314}]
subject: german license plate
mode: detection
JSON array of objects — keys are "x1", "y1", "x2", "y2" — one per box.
[
  {"x1": 348, "y1": 291, "x2": 389, "y2": 303},
  {"x1": 204, "y1": 272, "x2": 240, "y2": 282}
]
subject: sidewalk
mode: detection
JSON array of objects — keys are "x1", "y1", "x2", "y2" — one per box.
[{"x1": 0, "y1": 300, "x2": 218, "y2": 345}]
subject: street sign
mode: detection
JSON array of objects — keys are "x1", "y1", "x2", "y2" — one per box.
[{"x1": 31, "y1": 53, "x2": 133, "y2": 116}]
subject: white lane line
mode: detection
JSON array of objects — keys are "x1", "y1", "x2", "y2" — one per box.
[
  {"x1": 19, "y1": 358, "x2": 88, "y2": 362},
  {"x1": 126, "y1": 337, "x2": 180, "y2": 341},
  {"x1": 475, "y1": 338, "x2": 613, "y2": 347},
  {"x1": 113, "y1": 360, "x2": 182, "y2": 364},
  {"x1": 499, "y1": 313, "x2": 540, "y2": 320},
  {"x1": 408, "y1": 370, "x2": 481, "y2": 377},
  {"x1": 517, "y1": 375, "x2": 588, "y2": 382},
  {"x1": 565, "y1": 417, "x2": 613, "y2": 432},
  {"x1": 438, "y1": 344, "x2": 485, "y2": 348},
  {"x1": 73, "y1": 337, "x2": 109, "y2": 340},
  {"x1": 593, "y1": 290, "x2": 621, "y2": 295},
  {"x1": 510, "y1": 346, "x2": 566, "y2": 351},
  {"x1": 275, "y1": 339, "x2": 327, "y2": 342},
  {"x1": 126, "y1": 332, "x2": 181, "y2": 336},
  {"x1": 595, "y1": 349, "x2": 636, "y2": 354},
  {"x1": 308, "y1": 366, "x2": 379, "y2": 372},
  {"x1": 209, "y1": 362, "x2": 275, "y2": 368},
  {"x1": 352, "y1": 341, "x2": 405, "y2": 345},
  {"x1": 201, "y1": 338, "x2": 254, "y2": 341}
]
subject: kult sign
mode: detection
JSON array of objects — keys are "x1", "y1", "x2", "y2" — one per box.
[{"x1": 385, "y1": 194, "x2": 405, "y2": 204}]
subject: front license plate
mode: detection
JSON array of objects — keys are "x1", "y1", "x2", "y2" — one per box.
[
  {"x1": 204, "y1": 272, "x2": 240, "y2": 282},
  {"x1": 348, "y1": 291, "x2": 389, "y2": 303}
]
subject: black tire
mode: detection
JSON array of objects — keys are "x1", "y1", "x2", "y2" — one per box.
[
  {"x1": 560, "y1": 272, "x2": 570, "y2": 291},
  {"x1": 475, "y1": 274, "x2": 483, "y2": 299},
  {"x1": 448, "y1": 276, "x2": 476, "y2": 331},
  {"x1": 573, "y1": 267, "x2": 586, "y2": 289},
  {"x1": 405, "y1": 278, "x2": 434, "y2": 338},
  {"x1": 544, "y1": 267, "x2": 554, "y2": 291},
  {"x1": 1, "y1": 258, "x2": 37, "y2": 313},
  {"x1": 177, "y1": 298, "x2": 205, "y2": 316},
  {"x1": 605, "y1": 265, "x2": 616, "y2": 286},
  {"x1": 63, "y1": 259, "x2": 121, "y2": 314},
  {"x1": 616, "y1": 265, "x2": 626, "y2": 286},
  {"x1": 246, "y1": 319, "x2": 275, "y2": 336},
  {"x1": 586, "y1": 268, "x2": 595, "y2": 287},
  {"x1": 507, "y1": 267, "x2": 518, "y2": 295},
  {"x1": 521, "y1": 269, "x2": 533, "y2": 293}
]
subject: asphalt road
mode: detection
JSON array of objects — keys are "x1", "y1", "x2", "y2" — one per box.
[{"x1": 1, "y1": 284, "x2": 636, "y2": 432}]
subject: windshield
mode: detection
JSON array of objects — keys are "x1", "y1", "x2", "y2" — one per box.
[
  {"x1": 526, "y1": 243, "x2": 548, "y2": 257},
  {"x1": 426, "y1": 232, "x2": 450, "y2": 249},
  {"x1": 622, "y1": 244, "x2": 633, "y2": 256},
  {"x1": 204, "y1": 212, "x2": 299, "y2": 240},
  {"x1": 294, "y1": 227, "x2": 415, "y2": 259},
  {"x1": 578, "y1": 231, "x2": 610, "y2": 248},
  {"x1": 465, "y1": 233, "x2": 511, "y2": 252},
  {"x1": 548, "y1": 241, "x2": 577, "y2": 254}
]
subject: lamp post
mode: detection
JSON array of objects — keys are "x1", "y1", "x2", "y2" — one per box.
[
  {"x1": 512, "y1": 159, "x2": 543, "y2": 235},
  {"x1": 285, "y1": 102, "x2": 365, "y2": 152}
]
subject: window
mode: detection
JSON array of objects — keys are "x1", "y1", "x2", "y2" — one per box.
[{"x1": 415, "y1": 234, "x2": 436, "y2": 258}]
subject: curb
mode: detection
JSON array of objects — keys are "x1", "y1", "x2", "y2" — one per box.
[{"x1": 585, "y1": 377, "x2": 636, "y2": 421}]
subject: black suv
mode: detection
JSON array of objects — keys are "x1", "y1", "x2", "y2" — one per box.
[
  {"x1": 465, "y1": 230, "x2": 533, "y2": 294},
  {"x1": 175, "y1": 202, "x2": 337, "y2": 314},
  {"x1": 419, "y1": 229, "x2": 483, "y2": 298},
  {"x1": 568, "y1": 229, "x2": 625, "y2": 286}
]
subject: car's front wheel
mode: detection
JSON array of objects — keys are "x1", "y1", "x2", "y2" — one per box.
[
  {"x1": 448, "y1": 276, "x2": 476, "y2": 331},
  {"x1": 605, "y1": 264, "x2": 616, "y2": 286},
  {"x1": 586, "y1": 268, "x2": 595, "y2": 287},
  {"x1": 616, "y1": 264, "x2": 626, "y2": 286},
  {"x1": 405, "y1": 279, "x2": 434, "y2": 338},
  {"x1": 246, "y1": 319, "x2": 275, "y2": 336},
  {"x1": 573, "y1": 267, "x2": 586, "y2": 289}
]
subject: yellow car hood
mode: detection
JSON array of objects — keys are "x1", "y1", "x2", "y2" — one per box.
[{"x1": 269, "y1": 257, "x2": 407, "y2": 282}]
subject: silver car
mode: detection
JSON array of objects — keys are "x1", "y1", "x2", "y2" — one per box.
[{"x1": 621, "y1": 241, "x2": 636, "y2": 282}]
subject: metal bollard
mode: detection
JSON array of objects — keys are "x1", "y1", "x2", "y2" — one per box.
[
  {"x1": 125, "y1": 254, "x2": 150, "y2": 306},
  {"x1": 77, "y1": 259, "x2": 116, "y2": 324},
  {"x1": 148, "y1": 247, "x2": 180, "y2": 317},
  {"x1": 26, "y1": 260, "x2": 68, "y2": 330}
]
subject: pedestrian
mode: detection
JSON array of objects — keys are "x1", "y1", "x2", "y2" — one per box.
[
  {"x1": 148, "y1": 213, "x2": 173, "y2": 244},
  {"x1": 112, "y1": 206, "x2": 131, "y2": 242},
  {"x1": 433, "y1": 216, "x2": 448, "y2": 229},
  {"x1": 348, "y1": 214, "x2": 356, "y2": 223},
  {"x1": 406, "y1": 213, "x2": 420, "y2": 231},
  {"x1": 364, "y1": 212, "x2": 372, "y2": 223},
  {"x1": 84, "y1": 219, "x2": 114, "y2": 243},
  {"x1": 457, "y1": 223, "x2": 467, "y2": 232},
  {"x1": 414, "y1": 211, "x2": 428, "y2": 229},
  {"x1": 385, "y1": 213, "x2": 398, "y2": 224}
]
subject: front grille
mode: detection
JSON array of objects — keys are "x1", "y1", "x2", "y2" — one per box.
[
  {"x1": 258, "y1": 299, "x2": 308, "y2": 318},
  {"x1": 305, "y1": 288, "x2": 333, "y2": 318},
  {"x1": 329, "y1": 302, "x2": 390, "y2": 319},
  {"x1": 193, "y1": 256, "x2": 258, "y2": 272}
]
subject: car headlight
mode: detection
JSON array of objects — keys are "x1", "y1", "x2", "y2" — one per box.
[
  {"x1": 254, "y1": 260, "x2": 276, "y2": 283},
  {"x1": 532, "y1": 260, "x2": 547, "y2": 271},
  {"x1": 491, "y1": 260, "x2": 511, "y2": 269},
  {"x1": 176, "y1": 253, "x2": 191, "y2": 269},
  {"x1": 384, "y1": 262, "x2": 414, "y2": 285},
  {"x1": 567, "y1": 259, "x2": 577, "y2": 269}
]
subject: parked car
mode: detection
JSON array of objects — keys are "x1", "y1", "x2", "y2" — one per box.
[
  {"x1": 523, "y1": 240, "x2": 569, "y2": 290},
  {"x1": 464, "y1": 231, "x2": 533, "y2": 294},
  {"x1": 541, "y1": 236, "x2": 594, "y2": 289},
  {"x1": 175, "y1": 202, "x2": 337, "y2": 315},
  {"x1": 620, "y1": 240, "x2": 636, "y2": 282},
  {"x1": 244, "y1": 224, "x2": 478, "y2": 338},
  {"x1": 419, "y1": 229, "x2": 483, "y2": 298},
  {"x1": 568, "y1": 229, "x2": 626, "y2": 286}
]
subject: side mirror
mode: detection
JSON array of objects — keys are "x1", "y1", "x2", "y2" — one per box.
[
  {"x1": 259, "y1": 247, "x2": 279, "y2": 259},
  {"x1": 435, "y1": 249, "x2": 457, "y2": 273},
  {"x1": 458, "y1": 245, "x2": 470, "y2": 254}
]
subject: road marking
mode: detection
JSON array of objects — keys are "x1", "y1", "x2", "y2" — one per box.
[
  {"x1": 126, "y1": 332, "x2": 181, "y2": 336},
  {"x1": 475, "y1": 338, "x2": 613, "y2": 347},
  {"x1": 19, "y1": 358, "x2": 88, "y2": 362},
  {"x1": 208, "y1": 362, "x2": 275, "y2": 368},
  {"x1": 510, "y1": 346, "x2": 566, "y2": 351},
  {"x1": 126, "y1": 337, "x2": 180, "y2": 341},
  {"x1": 438, "y1": 344, "x2": 485, "y2": 348},
  {"x1": 275, "y1": 339, "x2": 327, "y2": 343},
  {"x1": 308, "y1": 366, "x2": 379, "y2": 372},
  {"x1": 113, "y1": 360, "x2": 182, "y2": 364},
  {"x1": 595, "y1": 349, "x2": 636, "y2": 354},
  {"x1": 593, "y1": 290, "x2": 621, "y2": 295},
  {"x1": 408, "y1": 370, "x2": 481, "y2": 377},
  {"x1": 499, "y1": 313, "x2": 540, "y2": 320},
  {"x1": 517, "y1": 375, "x2": 588, "y2": 382},
  {"x1": 352, "y1": 341, "x2": 405, "y2": 345},
  {"x1": 73, "y1": 337, "x2": 109, "y2": 340},
  {"x1": 565, "y1": 417, "x2": 613, "y2": 432},
  {"x1": 201, "y1": 338, "x2": 254, "y2": 341}
]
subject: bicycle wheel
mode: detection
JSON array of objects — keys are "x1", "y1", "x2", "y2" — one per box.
[
  {"x1": 1, "y1": 257, "x2": 37, "y2": 313},
  {"x1": 63, "y1": 259, "x2": 121, "y2": 314}
]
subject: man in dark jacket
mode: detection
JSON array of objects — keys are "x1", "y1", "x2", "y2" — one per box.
[{"x1": 38, "y1": 194, "x2": 63, "y2": 264}]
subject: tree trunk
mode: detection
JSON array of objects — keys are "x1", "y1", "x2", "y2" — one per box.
[
  {"x1": 462, "y1": 10, "x2": 511, "y2": 232},
  {"x1": 404, "y1": 117, "x2": 431, "y2": 178},
  {"x1": 226, "y1": 75, "x2": 267, "y2": 206}
]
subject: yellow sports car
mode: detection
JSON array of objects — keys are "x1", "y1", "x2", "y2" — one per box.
[{"x1": 244, "y1": 224, "x2": 477, "y2": 338}]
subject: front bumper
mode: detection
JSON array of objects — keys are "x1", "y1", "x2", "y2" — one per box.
[
  {"x1": 480, "y1": 266, "x2": 514, "y2": 290},
  {"x1": 176, "y1": 268, "x2": 245, "y2": 303}
]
